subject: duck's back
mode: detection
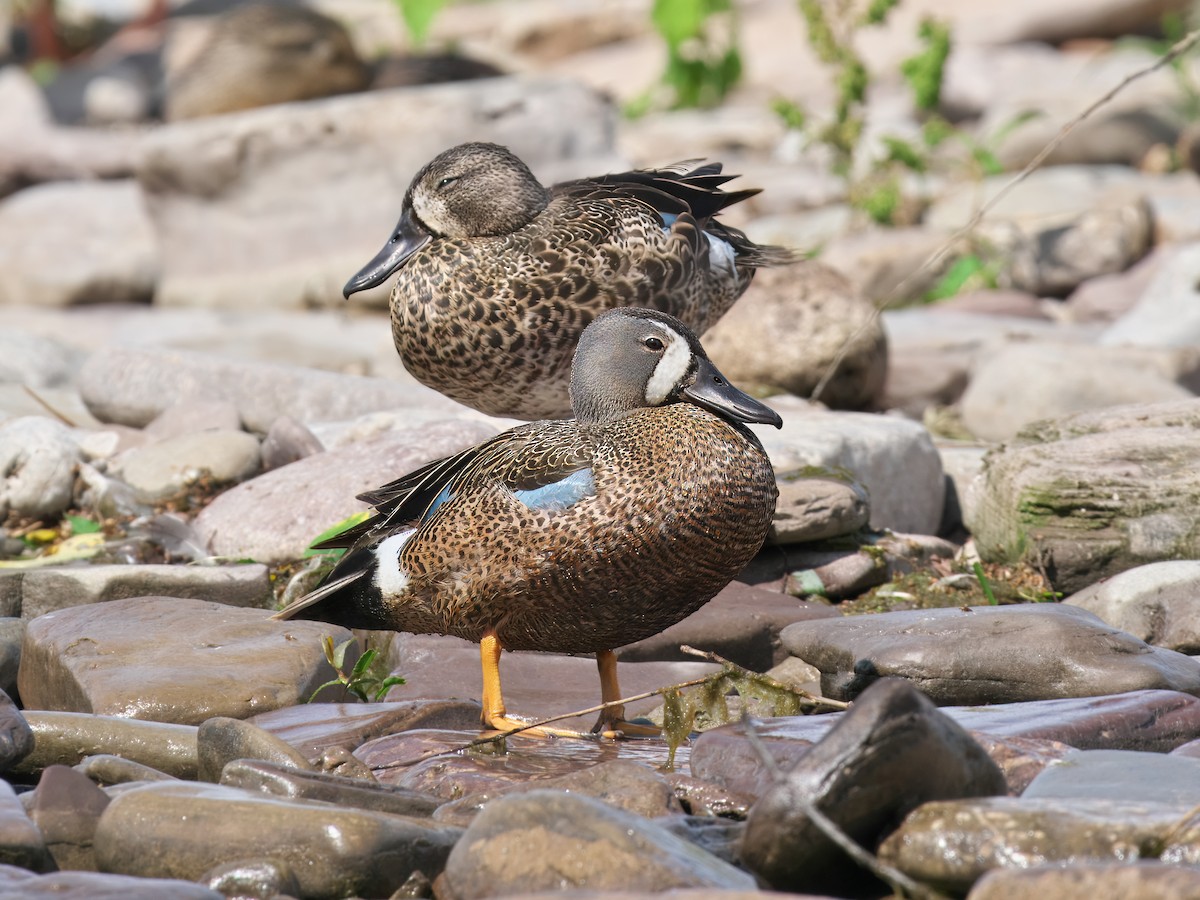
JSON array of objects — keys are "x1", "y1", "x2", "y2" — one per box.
[{"x1": 384, "y1": 404, "x2": 777, "y2": 652}]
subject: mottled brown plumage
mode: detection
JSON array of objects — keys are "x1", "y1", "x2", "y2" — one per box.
[
  {"x1": 344, "y1": 142, "x2": 796, "y2": 420},
  {"x1": 276, "y1": 308, "x2": 780, "y2": 736}
]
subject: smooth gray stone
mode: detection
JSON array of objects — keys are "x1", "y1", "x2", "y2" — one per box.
[
  {"x1": 0, "y1": 416, "x2": 80, "y2": 519},
  {"x1": 196, "y1": 717, "x2": 314, "y2": 783},
  {"x1": 1066, "y1": 560, "x2": 1200, "y2": 653},
  {"x1": 0, "y1": 688, "x2": 32, "y2": 773},
  {"x1": 0, "y1": 863, "x2": 223, "y2": 898},
  {"x1": 442, "y1": 789, "x2": 755, "y2": 896},
  {"x1": 15, "y1": 711, "x2": 198, "y2": 779},
  {"x1": 1023, "y1": 748, "x2": 1200, "y2": 806},
  {"x1": 110, "y1": 429, "x2": 262, "y2": 503},
  {"x1": 969, "y1": 862, "x2": 1200, "y2": 900},
  {"x1": 0, "y1": 619, "x2": 24, "y2": 695},
  {"x1": 0, "y1": 780, "x2": 53, "y2": 872},
  {"x1": 220, "y1": 758, "x2": 440, "y2": 818},
  {"x1": 201, "y1": 859, "x2": 300, "y2": 900},
  {"x1": 29, "y1": 764, "x2": 110, "y2": 871},
  {"x1": 18, "y1": 564, "x2": 272, "y2": 620},
  {"x1": 93, "y1": 781, "x2": 462, "y2": 898},
  {"x1": 75, "y1": 754, "x2": 178, "y2": 786}
]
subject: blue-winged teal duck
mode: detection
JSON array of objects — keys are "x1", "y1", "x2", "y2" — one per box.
[
  {"x1": 343, "y1": 141, "x2": 795, "y2": 420},
  {"x1": 275, "y1": 307, "x2": 780, "y2": 736}
]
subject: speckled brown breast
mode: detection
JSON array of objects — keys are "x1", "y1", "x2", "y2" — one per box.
[
  {"x1": 380, "y1": 404, "x2": 776, "y2": 652},
  {"x1": 390, "y1": 194, "x2": 754, "y2": 420}
]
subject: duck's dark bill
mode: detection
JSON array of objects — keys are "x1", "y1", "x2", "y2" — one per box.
[
  {"x1": 343, "y1": 205, "x2": 432, "y2": 298},
  {"x1": 683, "y1": 357, "x2": 783, "y2": 428}
]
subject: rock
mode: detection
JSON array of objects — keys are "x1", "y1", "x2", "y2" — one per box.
[
  {"x1": 950, "y1": 0, "x2": 1197, "y2": 44},
  {"x1": 0, "y1": 688, "x2": 32, "y2": 772},
  {"x1": 0, "y1": 619, "x2": 23, "y2": 694},
  {"x1": 93, "y1": 781, "x2": 461, "y2": 898},
  {"x1": 0, "y1": 779, "x2": 53, "y2": 872},
  {"x1": 879, "y1": 796, "x2": 1187, "y2": 894},
  {"x1": 938, "y1": 442, "x2": 988, "y2": 533},
  {"x1": 143, "y1": 400, "x2": 242, "y2": 440},
  {"x1": 959, "y1": 341, "x2": 1198, "y2": 441},
  {"x1": 259, "y1": 414, "x2": 323, "y2": 470},
  {"x1": 17, "y1": 564, "x2": 272, "y2": 620},
  {"x1": 110, "y1": 429, "x2": 262, "y2": 503},
  {"x1": 701, "y1": 263, "x2": 887, "y2": 410},
  {"x1": 782, "y1": 531, "x2": 957, "y2": 603},
  {"x1": 0, "y1": 330, "x2": 78, "y2": 389},
  {"x1": 0, "y1": 416, "x2": 81, "y2": 519},
  {"x1": 1101, "y1": 241, "x2": 1200, "y2": 348},
  {"x1": 968, "y1": 862, "x2": 1200, "y2": 900},
  {"x1": 0, "y1": 180, "x2": 156, "y2": 307},
  {"x1": 820, "y1": 226, "x2": 954, "y2": 306},
  {"x1": 758, "y1": 396, "x2": 945, "y2": 535},
  {"x1": 441, "y1": 789, "x2": 755, "y2": 896},
  {"x1": 220, "y1": 759, "x2": 440, "y2": 818},
  {"x1": 0, "y1": 864, "x2": 224, "y2": 898},
  {"x1": 1064, "y1": 243, "x2": 1163, "y2": 323},
  {"x1": 966, "y1": 399, "x2": 1200, "y2": 593},
  {"x1": 779, "y1": 604, "x2": 1200, "y2": 704},
  {"x1": 139, "y1": 76, "x2": 615, "y2": 309},
  {"x1": 18, "y1": 597, "x2": 356, "y2": 724},
  {"x1": 248, "y1": 699, "x2": 483, "y2": 761},
  {"x1": 16, "y1": 711, "x2": 198, "y2": 779},
  {"x1": 200, "y1": 859, "x2": 300, "y2": 900},
  {"x1": 617, "y1": 581, "x2": 840, "y2": 671},
  {"x1": 79, "y1": 345, "x2": 461, "y2": 431},
  {"x1": 29, "y1": 764, "x2": 110, "y2": 871},
  {"x1": 196, "y1": 716, "x2": 315, "y2": 783},
  {"x1": 1066, "y1": 561, "x2": 1200, "y2": 653},
  {"x1": 771, "y1": 473, "x2": 871, "y2": 544},
  {"x1": 1024, "y1": 748, "x2": 1200, "y2": 806},
  {"x1": 75, "y1": 754, "x2": 179, "y2": 786},
  {"x1": 926, "y1": 166, "x2": 1152, "y2": 295},
  {"x1": 741, "y1": 678, "x2": 1005, "y2": 894},
  {"x1": 193, "y1": 419, "x2": 496, "y2": 565},
  {"x1": 935, "y1": 289, "x2": 1050, "y2": 319}
]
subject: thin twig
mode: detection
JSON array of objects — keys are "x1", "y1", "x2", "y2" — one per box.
[
  {"x1": 741, "y1": 719, "x2": 952, "y2": 900},
  {"x1": 678, "y1": 644, "x2": 850, "y2": 711},
  {"x1": 21, "y1": 385, "x2": 78, "y2": 427},
  {"x1": 810, "y1": 26, "x2": 1200, "y2": 402}
]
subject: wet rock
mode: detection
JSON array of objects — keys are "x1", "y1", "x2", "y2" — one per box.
[
  {"x1": 0, "y1": 619, "x2": 23, "y2": 695},
  {"x1": 29, "y1": 764, "x2": 110, "y2": 870},
  {"x1": 200, "y1": 859, "x2": 301, "y2": 900},
  {"x1": 968, "y1": 733, "x2": 1076, "y2": 796},
  {"x1": 655, "y1": 816, "x2": 747, "y2": 867},
  {"x1": 18, "y1": 563, "x2": 271, "y2": 620},
  {"x1": 18, "y1": 597, "x2": 355, "y2": 724},
  {"x1": 143, "y1": 399, "x2": 241, "y2": 440},
  {"x1": 702, "y1": 263, "x2": 887, "y2": 410},
  {"x1": 0, "y1": 779, "x2": 53, "y2": 871},
  {"x1": 193, "y1": 419, "x2": 496, "y2": 564},
  {"x1": 968, "y1": 862, "x2": 1200, "y2": 900},
  {"x1": 770, "y1": 474, "x2": 870, "y2": 544},
  {"x1": 741, "y1": 679, "x2": 1005, "y2": 894},
  {"x1": 781, "y1": 603, "x2": 1200, "y2": 704},
  {"x1": 0, "y1": 416, "x2": 81, "y2": 520},
  {"x1": 221, "y1": 758, "x2": 440, "y2": 817},
  {"x1": 1102, "y1": 240, "x2": 1200, "y2": 349},
  {"x1": 1023, "y1": 748, "x2": 1200, "y2": 806},
  {"x1": 17, "y1": 712, "x2": 198, "y2": 778},
  {"x1": 93, "y1": 781, "x2": 461, "y2": 898},
  {"x1": 959, "y1": 341, "x2": 1198, "y2": 441},
  {"x1": 260, "y1": 414, "x2": 323, "y2": 470},
  {"x1": 79, "y1": 345, "x2": 461, "y2": 431},
  {"x1": 76, "y1": 754, "x2": 179, "y2": 786},
  {"x1": 966, "y1": 399, "x2": 1200, "y2": 593},
  {"x1": 196, "y1": 716, "x2": 315, "y2": 783},
  {"x1": 249, "y1": 699, "x2": 483, "y2": 761},
  {"x1": 1066, "y1": 560, "x2": 1200, "y2": 653},
  {"x1": 442, "y1": 789, "x2": 755, "y2": 896},
  {"x1": 759, "y1": 396, "x2": 945, "y2": 535},
  {"x1": 618, "y1": 581, "x2": 839, "y2": 671},
  {"x1": 436, "y1": 758, "x2": 683, "y2": 827},
  {"x1": 140, "y1": 76, "x2": 615, "y2": 310},
  {"x1": 0, "y1": 865, "x2": 224, "y2": 898},
  {"x1": 0, "y1": 180, "x2": 156, "y2": 307},
  {"x1": 0, "y1": 688, "x2": 32, "y2": 772},
  {"x1": 878, "y1": 797, "x2": 1186, "y2": 894},
  {"x1": 664, "y1": 772, "x2": 756, "y2": 819},
  {"x1": 926, "y1": 166, "x2": 1151, "y2": 295},
  {"x1": 110, "y1": 429, "x2": 262, "y2": 504}
]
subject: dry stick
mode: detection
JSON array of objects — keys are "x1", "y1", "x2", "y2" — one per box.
[
  {"x1": 810, "y1": 26, "x2": 1200, "y2": 403},
  {"x1": 740, "y1": 720, "x2": 952, "y2": 900},
  {"x1": 678, "y1": 643, "x2": 850, "y2": 711},
  {"x1": 21, "y1": 385, "x2": 78, "y2": 427}
]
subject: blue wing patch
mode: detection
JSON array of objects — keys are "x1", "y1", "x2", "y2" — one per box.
[
  {"x1": 512, "y1": 468, "x2": 596, "y2": 513},
  {"x1": 424, "y1": 484, "x2": 454, "y2": 520},
  {"x1": 659, "y1": 212, "x2": 679, "y2": 232}
]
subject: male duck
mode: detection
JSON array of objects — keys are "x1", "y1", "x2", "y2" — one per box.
[
  {"x1": 275, "y1": 308, "x2": 781, "y2": 737},
  {"x1": 343, "y1": 142, "x2": 795, "y2": 420}
]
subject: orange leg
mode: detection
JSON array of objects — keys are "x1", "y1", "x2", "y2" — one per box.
[
  {"x1": 479, "y1": 629, "x2": 585, "y2": 738},
  {"x1": 591, "y1": 649, "x2": 660, "y2": 738}
]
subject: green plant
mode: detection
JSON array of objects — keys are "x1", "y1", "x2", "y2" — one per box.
[
  {"x1": 972, "y1": 561, "x2": 998, "y2": 606},
  {"x1": 390, "y1": 0, "x2": 446, "y2": 46},
  {"x1": 632, "y1": 0, "x2": 742, "y2": 114},
  {"x1": 310, "y1": 636, "x2": 406, "y2": 702}
]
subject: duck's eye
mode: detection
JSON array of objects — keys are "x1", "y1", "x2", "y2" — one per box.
[
  {"x1": 436, "y1": 176, "x2": 459, "y2": 190},
  {"x1": 642, "y1": 336, "x2": 665, "y2": 352}
]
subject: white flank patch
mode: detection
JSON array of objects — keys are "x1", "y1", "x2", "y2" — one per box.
[
  {"x1": 644, "y1": 321, "x2": 692, "y2": 405},
  {"x1": 705, "y1": 232, "x2": 736, "y2": 276},
  {"x1": 373, "y1": 529, "x2": 415, "y2": 597}
]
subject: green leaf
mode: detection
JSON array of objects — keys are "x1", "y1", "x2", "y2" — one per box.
[
  {"x1": 860, "y1": 0, "x2": 900, "y2": 26},
  {"x1": 65, "y1": 515, "x2": 102, "y2": 535},
  {"x1": 771, "y1": 97, "x2": 807, "y2": 131},
  {"x1": 973, "y1": 562, "x2": 999, "y2": 606},
  {"x1": 304, "y1": 511, "x2": 371, "y2": 558},
  {"x1": 391, "y1": 0, "x2": 445, "y2": 46},
  {"x1": 349, "y1": 648, "x2": 377, "y2": 680},
  {"x1": 373, "y1": 676, "x2": 407, "y2": 701},
  {"x1": 925, "y1": 254, "x2": 984, "y2": 302},
  {"x1": 899, "y1": 17, "x2": 951, "y2": 111},
  {"x1": 881, "y1": 136, "x2": 926, "y2": 173},
  {"x1": 330, "y1": 637, "x2": 355, "y2": 670}
]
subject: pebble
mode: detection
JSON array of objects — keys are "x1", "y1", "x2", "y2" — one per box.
[
  {"x1": 221, "y1": 758, "x2": 440, "y2": 818},
  {"x1": 0, "y1": 865, "x2": 223, "y2": 899},
  {"x1": 0, "y1": 330, "x2": 79, "y2": 389},
  {"x1": 110, "y1": 429, "x2": 262, "y2": 504},
  {"x1": 1101, "y1": 240, "x2": 1200, "y2": 348},
  {"x1": 0, "y1": 619, "x2": 23, "y2": 693},
  {"x1": 0, "y1": 780, "x2": 53, "y2": 873},
  {"x1": 195, "y1": 716, "x2": 315, "y2": 783},
  {"x1": 259, "y1": 414, "x2": 324, "y2": 471},
  {"x1": 771, "y1": 472, "x2": 870, "y2": 543},
  {"x1": 0, "y1": 417, "x2": 81, "y2": 520},
  {"x1": 968, "y1": 862, "x2": 1200, "y2": 900},
  {"x1": 1066, "y1": 560, "x2": 1200, "y2": 653},
  {"x1": 142, "y1": 400, "x2": 242, "y2": 441},
  {"x1": 15, "y1": 712, "x2": 198, "y2": 779},
  {"x1": 28, "y1": 764, "x2": 110, "y2": 871},
  {"x1": 17, "y1": 597, "x2": 355, "y2": 724}
]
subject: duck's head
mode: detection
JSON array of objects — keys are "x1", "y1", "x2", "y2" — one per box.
[
  {"x1": 343, "y1": 142, "x2": 549, "y2": 298},
  {"x1": 570, "y1": 308, "x2": 783, "y2": 429}
]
